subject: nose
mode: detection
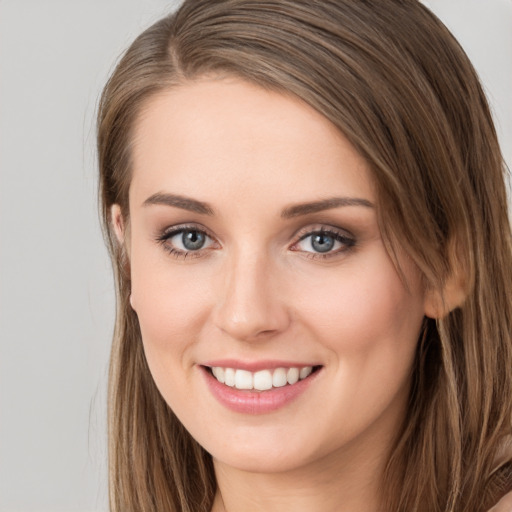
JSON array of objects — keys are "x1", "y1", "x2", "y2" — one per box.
[{"x1": 212, "y1": 250, "x2": 291, "y2": 342}]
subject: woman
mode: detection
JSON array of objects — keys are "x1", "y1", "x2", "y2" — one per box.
[{"x1": 97, "y1": 1, "x2": 512, "y2": 510}]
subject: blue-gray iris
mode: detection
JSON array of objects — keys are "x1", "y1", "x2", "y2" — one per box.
[
  {"x1": 311, "y1": 233, "x2": 335, "y2": 253},
  {"x1": 182, "y1": 230, "x2": 206, "y2": 250}
]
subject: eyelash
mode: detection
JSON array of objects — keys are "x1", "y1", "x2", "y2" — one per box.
[
  {"x1": 156, "y1": 224, "x2": 217, "y2": 260},
  {"x1": 155, "y1": 224, "x2": 356, "y2": 261},
  {"x1": 291, "y1": 227, "x2": 356, "y2": 259}
]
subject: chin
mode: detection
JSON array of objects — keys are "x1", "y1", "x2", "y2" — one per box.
[{"x1": 212, "y1": 448, "x2": 311, "y2": 475}]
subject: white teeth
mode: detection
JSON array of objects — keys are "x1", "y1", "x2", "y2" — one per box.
[
  {"x1": 235, "y1": 369, "x2": 253, "y2": 390},
  {"x1": 253, "y1": 370, "x2": 273, "y2": 391},
  {"x1": 272, "y1": 367, "x2": 287, "y2": 388},
  {"x1": 224, "y1": 368, "x2": 236, "y2": 387},
  {"x1": 210, "y1": 365, "x2": 315, "y2": 390},
  {"x1": 299, "y1": 366, "x2": 312, "y2": 379},
  {"x1": 287, "y1": 367, "x2": 299, "y2": 385},
  {"x1": 212, "y1": 366, "x2": 225, "y2": 383}
]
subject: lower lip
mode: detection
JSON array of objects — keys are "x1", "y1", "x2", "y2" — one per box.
[{"x1": 200, "y1": 366, "x2": 321, "y2": 414}]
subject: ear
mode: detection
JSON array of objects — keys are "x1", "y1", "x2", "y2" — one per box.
[
  {"x1": 111, "y1": 204, "x2": 125, "y2": 245},
  {"x1": 424, "y1": 276, "x2": 467, "y2": 319},
  {"x1": 423, "y1": 240, "x2": 469, "y2": 319},
  {"x1": 110, "y1": 204, "x2": 132, "y2": 281}
]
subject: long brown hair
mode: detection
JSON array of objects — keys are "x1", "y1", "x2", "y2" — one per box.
[{"x1": 97, "y1": 1, "x2": 512, "y2": 510}]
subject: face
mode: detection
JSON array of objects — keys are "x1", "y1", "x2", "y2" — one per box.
[{"x1": 119, "y1": 77, "x2": 429, "y2": 477}]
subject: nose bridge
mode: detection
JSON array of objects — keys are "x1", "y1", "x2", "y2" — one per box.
[{"x1": 213, "y1": 243, "x2": 289, "y2": 341}]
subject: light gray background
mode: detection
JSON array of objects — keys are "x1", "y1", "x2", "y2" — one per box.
[{"x1": 0, "y1": 1, "x2": 510, "y2": 511}]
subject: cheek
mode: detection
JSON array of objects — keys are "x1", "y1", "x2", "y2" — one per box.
[
  {"x1": 129, "y1": 241, "x2": 212, "y2": 373},
  {"x1": 290, "y1": 257, "x2": 425, "y2": 443},
  {"x1": 294, "y1": 254, "x2": 425, "y2": 358}
]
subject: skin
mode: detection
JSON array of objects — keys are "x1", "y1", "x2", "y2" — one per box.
[
  {"x1": 489, "y1": 492, "x2": 512, "y2": 512},
  {"x1": 113, "y1": 77, "x2": 445, "y2": 511}
]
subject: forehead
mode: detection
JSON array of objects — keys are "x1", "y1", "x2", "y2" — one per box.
[{"x1": 129, "y1": 78, "x2": 374, "y2": 210}]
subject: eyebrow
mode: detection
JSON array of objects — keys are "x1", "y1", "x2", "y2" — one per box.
[
  {"x1": 142, "y1": 192, "x2": 373, "y2": 217},
  {"x1": 143, "y1": 192, "x2": 214, "y2": 215},
  {"x1": 281, "y1": 197, "x2": 374, "y2": 218}
]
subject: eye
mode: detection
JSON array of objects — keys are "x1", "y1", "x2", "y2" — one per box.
[
  {"x1": 292, "y1": 228, "x2": 355, "y2": 257},
  {"x1": 173, "y1": 229, "x2": 210, "y2": 251},
  {"x1": 157, "y1": 226, "x2": 216, "y2": 258}
]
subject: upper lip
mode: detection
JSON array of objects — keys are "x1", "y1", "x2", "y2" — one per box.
[{"x1": 201, "y1": 359, "x2": 321, "y2": 372}]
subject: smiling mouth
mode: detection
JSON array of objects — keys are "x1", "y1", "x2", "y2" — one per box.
[{"x1": 205, "y1": 365, "x2": 322, "y2": 391}]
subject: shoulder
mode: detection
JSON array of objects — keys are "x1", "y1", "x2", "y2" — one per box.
[
  {"x1": 486, "y1": 485, "x2": 512, "y2": 512},
  {"x1": 485, "y1": 439, "x2": 512, "y2": 511}
]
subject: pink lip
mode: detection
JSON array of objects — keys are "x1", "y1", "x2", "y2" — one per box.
[{"x1": 200, "y1": 365, "x2": 321, "y2": 414}]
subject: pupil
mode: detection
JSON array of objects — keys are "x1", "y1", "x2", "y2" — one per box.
[
  {"x1": 312, "y1": 233, "x2": 334, "y2": 253},
  {"x1": 182, "y1": 230, "x2": 205, "y2": 250}
]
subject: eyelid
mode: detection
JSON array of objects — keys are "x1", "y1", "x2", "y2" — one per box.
[
  {"x1": 157, "y1": 222, "x2": 214, "y2": 240},
  {"x1": 293, "y1": 224, "x2": 354, "y2": 242}
]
